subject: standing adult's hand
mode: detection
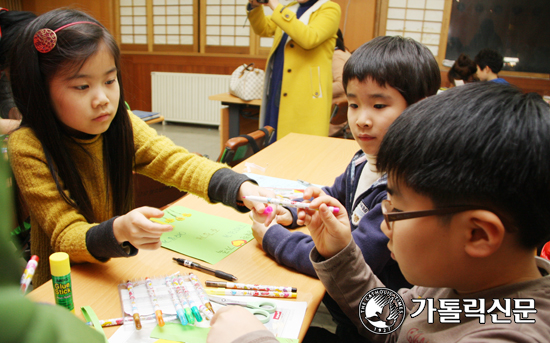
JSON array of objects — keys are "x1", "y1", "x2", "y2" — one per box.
[{"x1": 249, "y1": 0, "x2": 280, "y2": 11}]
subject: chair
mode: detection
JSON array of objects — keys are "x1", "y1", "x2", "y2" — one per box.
[
  {"x1": 217, "y1": 126, "x2": 275, "y2": 167},
  {"x1": 329, "y1": 101, "x2": 352, "y2": 139}
]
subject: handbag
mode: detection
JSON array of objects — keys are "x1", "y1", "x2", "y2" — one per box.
[{"x1": 229, "y1": 63, "x2": 264, "y2": 101}]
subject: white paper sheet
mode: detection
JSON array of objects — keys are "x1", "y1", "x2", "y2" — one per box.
[{"x1": 110, "y1": 291, "x2": 307, "y2": 343}]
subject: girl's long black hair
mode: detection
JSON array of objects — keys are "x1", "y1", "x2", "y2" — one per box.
[
  {"x1": 10, "y1": 8, "x2": 134, "y2": 222},
  {"x1": 335, "y1": 29, "x2": 346, "y2": 52},
  {"x1": 0, "y1": 9, "x2": 37, "y2": 118}
]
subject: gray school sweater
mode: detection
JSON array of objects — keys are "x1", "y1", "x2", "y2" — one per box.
[{"x1": 231, "y1": 240, "x2": 550, "y2": 343}]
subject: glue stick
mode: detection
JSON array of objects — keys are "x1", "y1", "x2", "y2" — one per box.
[{"x1": 50, "y1": 252, "x2": 74, "y2": 313}]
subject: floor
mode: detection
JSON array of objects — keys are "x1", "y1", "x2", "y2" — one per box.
[{"x1": 150, "y1": 121, "x2": 337, "y2": 333}]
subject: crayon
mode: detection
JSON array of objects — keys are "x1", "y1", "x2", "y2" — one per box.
[
  {"x1": 145, "y1": 277, "x2": 165, "y2": 326},
  {"x1": 20, "y1": 255, "x2": 39, "y2": 294},
  {"x1": 205, "y1": 280, "x2": 297, "y2": 293},
  {"x1": 206, "y1": 288, "x2": 297, "y2": 298},
  {"x1": 126, "y1": 280, "x2": 142, "y2": 330},
  {"x1": 174, "y1": 275, "x2": 201, "y2": 323},
  {"x1": 165, "y1": 276, "x2": 188, "y2": 325},
  {"x1": 188, "y1": 273, "x2": 215, "y2": 320}
]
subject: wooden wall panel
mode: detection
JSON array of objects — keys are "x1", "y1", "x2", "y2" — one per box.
[
  {"x1": 21, "y1": 0, "x2": 114, "y2": 33},
  {"x1": 120, "y1": 54, "x2": 267, "y2": 112},
  {"x1": 120, "y1": 57, "x2": 550, "y2": 113},
  {"x1": 332, "y1": 0, "x2": 376, "y2": 52},
  {"x1": 20, "y1": 0, "x2": 550, "y2": 106}
]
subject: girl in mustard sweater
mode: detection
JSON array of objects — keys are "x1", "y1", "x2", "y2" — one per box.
[{"x1": 8, "y1": 9, "x2": 273, "y2": 287}]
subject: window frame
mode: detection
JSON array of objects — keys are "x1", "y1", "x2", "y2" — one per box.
[
  {"x1": 376, "y1": 0, "x2": 549, "y2": 79},
  {"x1": 115, "y1": 0, "x2": 270, "y2": 56}
]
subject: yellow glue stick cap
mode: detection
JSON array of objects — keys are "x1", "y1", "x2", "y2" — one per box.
[{"x1": 50, "y1": 252, "x2": 71, "y2": 276}]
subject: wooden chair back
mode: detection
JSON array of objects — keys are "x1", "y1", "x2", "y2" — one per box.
[{"x1": 217, "y1": 126, "x2": 275, "y2": 167}]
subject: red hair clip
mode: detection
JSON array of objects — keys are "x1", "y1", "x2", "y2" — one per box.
[{"x1": 33, "y1": 21, "x2": 101, "y2": 54}]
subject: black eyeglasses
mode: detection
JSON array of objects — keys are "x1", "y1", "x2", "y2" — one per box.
[{"x1": 381, "y1": 199, "x2": 484, "y2": 230}]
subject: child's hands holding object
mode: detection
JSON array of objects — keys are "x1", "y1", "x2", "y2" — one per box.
[
  {"x1": 249, "y1": 205, "x2": 293, "y2": 247},
  {"x1": 254, "y1": 203, "x2": 293, "y2": 226},
  {"x1": 113, "y1": 207, "x2": 173, "y2": 250},
  {"x1": 238, "y1": 182, "x2": 280, "y2": 226},
  {"x1": 296, "y1": 187, "x2": 326, "y2": 226},
  {"x1": 298, "y1": 187, "x2": 352, "y2": 259}
]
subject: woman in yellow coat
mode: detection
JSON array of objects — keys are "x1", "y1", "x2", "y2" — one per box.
[{"x1": 247, "y1": 0, "x2": 341, "y2": 140}]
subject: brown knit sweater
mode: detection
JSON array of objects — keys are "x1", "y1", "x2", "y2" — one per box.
[{"x1": 9, "y1": 112, "x2": 228, "y2": 287}]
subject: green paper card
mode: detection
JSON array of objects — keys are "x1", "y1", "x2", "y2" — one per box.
[
  {"x1": 151, "y1": 323, "x2": 210, "y2": 343},
  {"x1": 159, "y1": 206, "x2": 253, "y2": 264},
  {"x1": 150, "y1": 323, "x2": 298, "y2": 343}
]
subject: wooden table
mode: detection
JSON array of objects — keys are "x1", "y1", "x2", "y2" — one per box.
[
  {"x1": 27, "y1": 133, "x2": 359, "y2": 341},
  {"x1": 209, "y1": 93, "x2": 262, "y2": 151}
]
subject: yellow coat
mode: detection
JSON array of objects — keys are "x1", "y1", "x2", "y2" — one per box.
[{"x1": 249, "y1": 1, "x2": 341, "y2": 140}]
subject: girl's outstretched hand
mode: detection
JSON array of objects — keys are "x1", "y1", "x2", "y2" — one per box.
[
  {"x1": 238, "y1": 182, "x2": 279, "y2": 226},
  {"x1": 113, "y1": 207, "x2": 173, "y2": 250},
  {"x1": 299, "y1": 193, "x2": 351, "y2": 259}
]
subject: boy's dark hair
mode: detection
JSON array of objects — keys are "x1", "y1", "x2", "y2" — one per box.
[
  {"x1": 377, "y1": 82, "x2": 550, "y2": 249},
  {"x1": 448, "y1": 53, "x2": 478, "y2": 85},
  {"x1": 342, "y1": 36, "x2": 441, "y2": 105},
  {"x1": 10, "y1": 8, "x2": 135, "y2": 222},
  {"x1": 474, "y1": 48, "x2": 504, "y2": 74}
]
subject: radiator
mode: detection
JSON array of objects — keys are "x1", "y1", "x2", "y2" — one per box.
[{"x1": 151, "y1": 72, "x2": 230, "y2": 126}]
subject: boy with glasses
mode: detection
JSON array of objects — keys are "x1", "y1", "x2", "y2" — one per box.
[{"x1": 208, "y1": 82, "x2": 550, "y2": 342}]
